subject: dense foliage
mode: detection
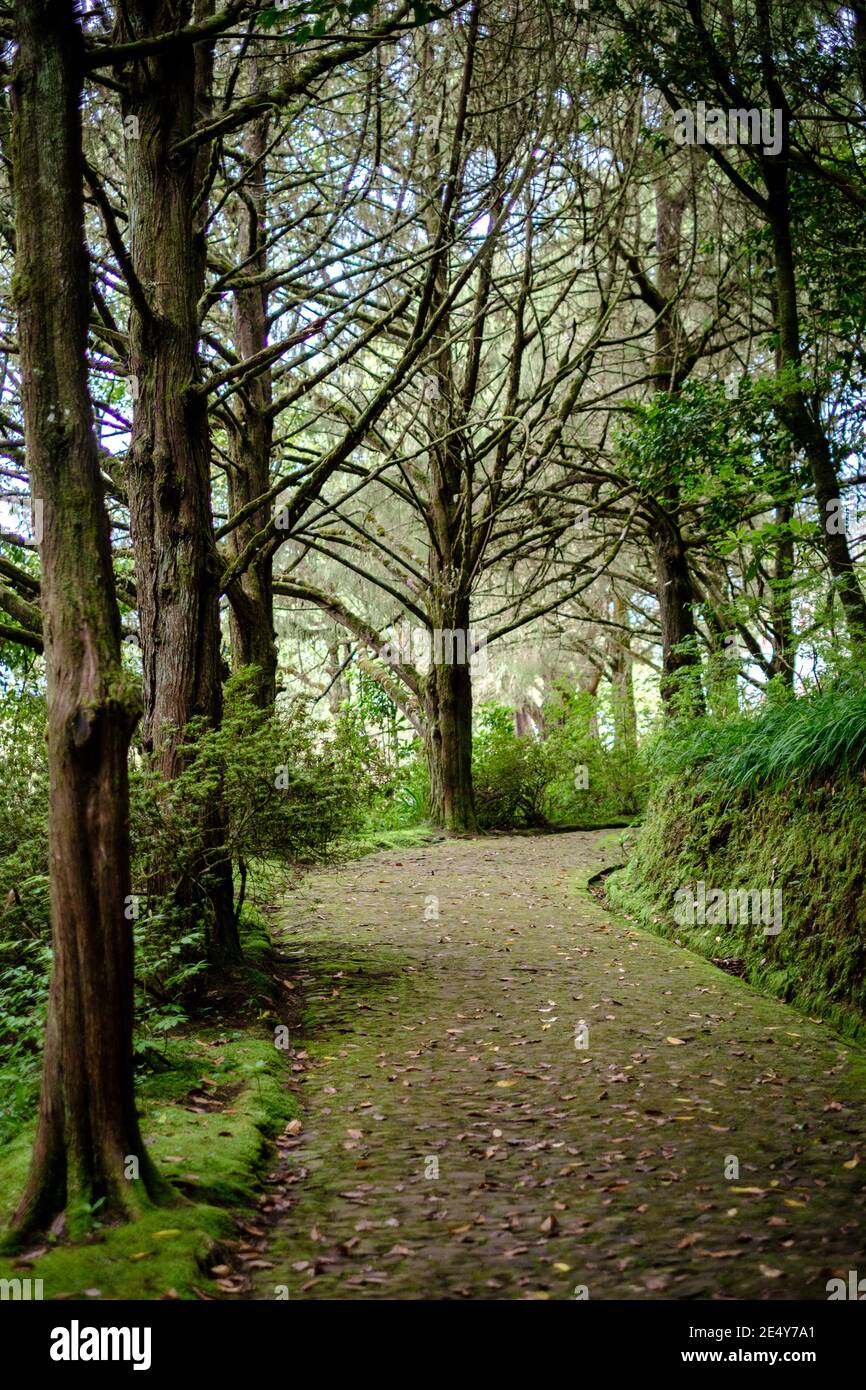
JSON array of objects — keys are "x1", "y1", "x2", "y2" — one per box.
[{"x1": 0, "y1": 669, "x2": 382, "y2": 1140}]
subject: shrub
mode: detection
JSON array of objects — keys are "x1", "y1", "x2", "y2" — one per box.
[
  {"x1": 366, "y1": 737, "x2": 431, "y2": 829},
  {"x1": 542, "y1": 687, "x2": 646, "y2": 823},
  {"x1": 129, "y1": 669, "x2": 383, "y2": 1013},
  {"x1": 0, "y1": 669, "x2": 387, "y2": 1113},
  {"x1": 472, "y1": 704, "x2": 552, "y2": 828},
  {"x1": 0, "y1": 687, "x2": 50, "y2": 1142},
  {"x1": 471, "y1": 695, "x2": 647, "y2": 830}
]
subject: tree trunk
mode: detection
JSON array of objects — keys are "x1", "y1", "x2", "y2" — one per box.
[
  {"x1": 423, "y1": 646, "x2": 476, "y2": 833},
  {"x1": 768, "y1": 499, "x2": 796, "y2": 686},
  {"x1": 514, "y1": 704, "x2": 532, "y2": 737},
  {"x1": 226, "y1": 90, "x2": 277, "y2": 709},
  {"x1": 609, "y1": 595, "x2": 638, "y2": 750},
  {"x1": 425, "y1": 416, "x2": 477, "y2": 831},
  {"x1": 326, "y1": 640, "x2": 349, "y2": 714},
  {"x1": 650, "y1": 180, "x2": 705, "y2": 713},
  {"x1": 120, "y1": 2, "x2": 238, "y2": 960},
  {"x1": 651, "y1": 508, "x2": 704, "y2": 711},
  {"x1": 763, "y1": 162, "x2": 866, "y2": 646},
  {"x1": 9, "y1": 0, "x2": 165, "y2": 1236}
]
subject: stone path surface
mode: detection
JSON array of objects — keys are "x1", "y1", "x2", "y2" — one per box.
[{"x1": 248, "y1": 831, "x2": 866, "y2": 1300}]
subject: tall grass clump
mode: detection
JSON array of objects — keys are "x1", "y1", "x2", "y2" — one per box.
[{"x1": 650, "y1": 681, "x2": 866, "y2": 794}]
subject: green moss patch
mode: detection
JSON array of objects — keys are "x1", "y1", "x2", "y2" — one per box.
[
  {"x1": 607, "y1": 772, "x2": 866, "y2": 1044},
  {"x1": 0, "y1": 913, "x2": 298, "y2": 1299},
  {"x1": 341, "y1": 823, "x2": 445, "y2": 858}
]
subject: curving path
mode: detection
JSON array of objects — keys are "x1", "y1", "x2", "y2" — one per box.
[{"x1": 244, "y1": 831, "x2": 866, "y2": 1300}]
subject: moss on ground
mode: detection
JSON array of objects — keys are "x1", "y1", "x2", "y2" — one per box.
[
  {"x1": 0, "y1": 912, "x2": 298, "y2": 1300},
  {"x1": 606, "y1": 772, "x2": 866, "y2": 1044},
  {"x1": 341, "y1": 822, "x2": 445, "y2": 858}
]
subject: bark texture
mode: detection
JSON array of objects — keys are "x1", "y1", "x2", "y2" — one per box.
[
  {"x1": 763, "y1": 159, "x2": 866, "y2": 645},
  {"x1": 10, "y1": 0, "x2": 164, "y2": 1234},
  {"x1": 119, "y1": 1, "x2": 238, "y2": 958},
  {"x1": 226, "y1": 100, "x2": 277, "y2": 708},
  {"x1": 650, "y1": 180, "x2": 705, "y2": 712}
]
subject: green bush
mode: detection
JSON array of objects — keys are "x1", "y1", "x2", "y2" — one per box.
[
  {"x1": 0, "y1": 687, "x2": 50, "y2": 1144},
  {"x1": 129, "y1": 669, "x2": 383, "y2": 1016},
  {"x1": 472, "y1": 695, "x2": 647, "y2": 830},
  {"x1": 472, "y1": 704, "x2": 552, "y2": 828},
  {"x1": 0, "y1": 669, "x2": 386, "y2": 1126},
  {"x1": 366, "y1": 737, "x2": 431, "y2": 829},
  {"x1": 542, "y1": 688, "x2": 646, "y2": 823}
]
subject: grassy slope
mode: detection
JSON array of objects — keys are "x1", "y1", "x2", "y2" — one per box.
[{"x1": 607, "y1": 772, "x2": 866, "y2": 1044}]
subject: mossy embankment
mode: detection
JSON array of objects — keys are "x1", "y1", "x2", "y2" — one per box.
[
  {"x1": 0, "y1": 908, "x2": 299, "y2": 1299},
  {"x1": 607, "y1": 771, "x2": 866, "y2": 1045}
]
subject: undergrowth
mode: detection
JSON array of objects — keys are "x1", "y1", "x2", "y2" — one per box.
[{"x1": 610, "y1": 678, "x2": 866, "y2": 1042}]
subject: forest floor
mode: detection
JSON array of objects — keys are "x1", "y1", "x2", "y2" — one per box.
[{"x1": 228, "y1": 829, "x2": 866, "y2": 1301}]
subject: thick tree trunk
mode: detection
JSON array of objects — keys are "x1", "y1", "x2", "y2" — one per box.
[
  {"x1": 120, "y1": 3, "x2": 238, "y2": 959},
  {"x1": 423, "y1": 255, "x2": 478, "y2": 829},
  {"x1": 9, "y1": 0, "x2": 165, "y2": 1235},
  {"x1": 227, "y1": 549, "x2": 276, "y2": 709},
  {"x1": 651, "y1": 509, "x2": 704, "y2": 711},
  {"x1": 424, "y1": 651, "x2": 476, "y2": 833},
  {"x1": 425, "y1": 476, "x2": 477, "y2": 830},
  {"x1": 650, "y1": 181, "x2": 705, "y2": 713},
  {"x1": 764, "y1": 164, "x2": 866, "y2": 645},
  {"x1": 226, "y1": 96, "x2": 277, "y2": 708}
]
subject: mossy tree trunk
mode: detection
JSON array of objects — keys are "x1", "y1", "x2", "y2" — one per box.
[
  {"x1": 423, "y1": 609, "x2": 477, "y2": 835},
  {"x1": 651, "y1": 506, "x2": 704, "y2": 711},
  {"x1": 762, "y1": 152, "x2": 866, "y2": 648},
  {"x1": 226, "y1": 97, "x2": 278, "y2": 709},
  {"x1": 650, "y1": 180, "x2": 705, "y2": 715},
  {"x1": 424, "y1": 345, "x2": 477, "y2": 833},
  {"x1": 119, "y1": 1, "x2": 238, "y2": 959},
  {"x1": 9, "y1": 0, "x2": 165, "y2": 1236},
  {"x1": 419, "y1": 105, "x2": 480, "y2": 836}
]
